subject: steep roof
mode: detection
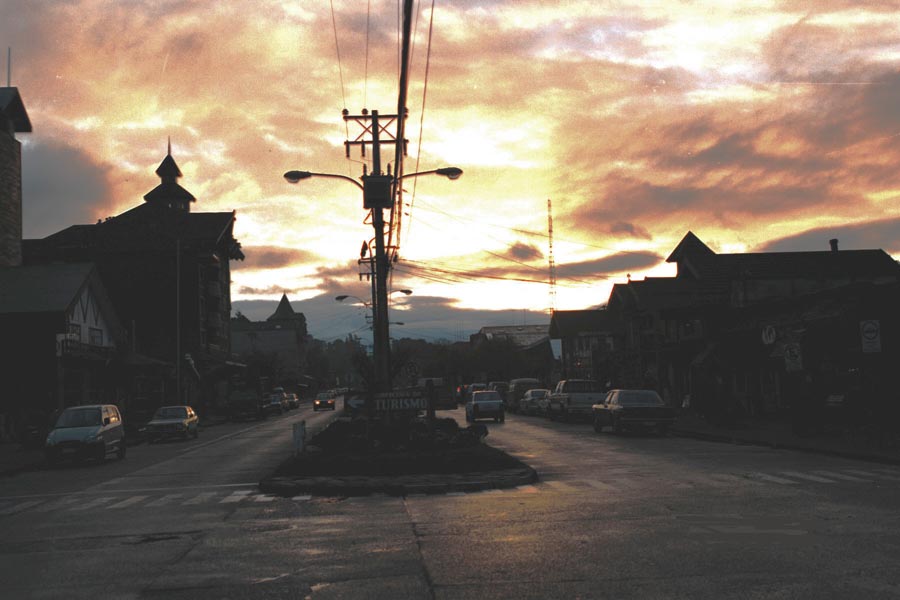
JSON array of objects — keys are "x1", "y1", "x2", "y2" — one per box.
[
  {"x1": 268, "y1": 294, "x2": 299, "y2": 321},
  {"x1": 0, "y1": 263, "x2": 97, "y2": 313},
  {"x1": 0, "y1": 87, "x2": 32, "y2": 132}
]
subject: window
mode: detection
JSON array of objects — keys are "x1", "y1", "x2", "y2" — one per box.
[
  {"x1": 89, "y1": 328, "x2": 103, "y2": 346},
  {"x1": 68, "y1": 323, "x2": 81, "y2": 339}
]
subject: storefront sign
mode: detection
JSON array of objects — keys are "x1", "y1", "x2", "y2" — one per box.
[{"x1": 375, "y1": 390, "x2": 427, "y2": 412}]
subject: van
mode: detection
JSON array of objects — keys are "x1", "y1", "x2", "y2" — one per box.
[
  {"x1": 44, "y1": 404, "x2": 126, "y2": 463},
  {"x1": 506, "y1": 378, "x2": 542, "y2": 413}
]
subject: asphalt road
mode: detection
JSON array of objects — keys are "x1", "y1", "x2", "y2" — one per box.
[{"x1": 2, "y1": 405, "x2": 900, "y2": 599}]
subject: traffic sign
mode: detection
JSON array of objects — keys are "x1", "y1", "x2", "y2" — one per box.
[{"x1": 860, "y1": 320, "x2": 881, "y2": 353}]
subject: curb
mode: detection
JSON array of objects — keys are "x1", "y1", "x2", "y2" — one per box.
[
  {"x1": 672, "y1": 428, "x2": 900, "y2": 466},
  {"x1": 259, "y1": 465, "x2": 538, "y2": 497}
]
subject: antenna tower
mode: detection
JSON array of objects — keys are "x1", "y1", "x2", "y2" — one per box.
[{"x1": 547, "y1": 198, "x2": 557, "y2": 314}]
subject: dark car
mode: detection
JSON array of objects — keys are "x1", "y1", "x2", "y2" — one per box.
[
  {"x1": 592, "y1": 389, "x2": 676, "y2": 435},
  {"x1": 44, "y1": 404, "x2": 126, "y2": 463},
  {"x1": 264, "y1": 393, "x2": 287, "y2": 416},
  {"x1": 313, "y1": 392, "x2": 336, "y2": 412}
]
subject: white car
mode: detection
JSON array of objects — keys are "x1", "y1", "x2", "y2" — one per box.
[
  {"x1": 466, "y1": 390, "x2": 505, "y2": 423},
  {"x1": 520, "y1": 388, "x2": 551, "y2": 416},
  {"x1": 145, "y1": 405, "x2": 199, "y2": 442}
]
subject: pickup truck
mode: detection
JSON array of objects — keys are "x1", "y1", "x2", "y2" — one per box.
[
  {"x1": 466, "y1": 390, "x2": 505, "y2": 423},
  {"x1": 547, "y1": 379, "x2": 606, "y2": 422}
]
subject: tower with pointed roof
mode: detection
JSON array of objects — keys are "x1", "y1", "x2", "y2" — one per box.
[
  {"x1": 0, "y1": 87, "x2": 32, "y2": 267},
  {"x1": 142, "y1": 141, "x2": 196, "y2": 212}
]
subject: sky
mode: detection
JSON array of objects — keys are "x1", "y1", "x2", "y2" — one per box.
[{"x1": 4, "y1": 0, "x2": 900, "y2": 343}]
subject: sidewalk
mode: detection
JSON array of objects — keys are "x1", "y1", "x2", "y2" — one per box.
[{"x1": 672, "y1": 412, "x2": 900, "y2": 465}]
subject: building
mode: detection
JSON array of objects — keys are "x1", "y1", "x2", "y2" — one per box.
[
  {"x1": 231, "y1": 294, "x2": 310, "y2": 391},
  {"x1": 0, "y1": 263, "x2": 126, "y2": 438},
  {"x1": 24, "y1": 146, "x2": 244, "y2": 412},
  {"x1": 548, "y1": 309, "x2": 617, "y2": 381}
]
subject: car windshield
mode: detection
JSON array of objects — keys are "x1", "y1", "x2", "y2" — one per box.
[
  {"x1": 567, "y1": 380, "x2": 601, "y2": 393},
  {"x1": 530, "y1": 390, "x2": 548, "y2": 398},
  {"x1": 154, "y1": 407, "x2": 187, "y2": 419},
  {"x1": 617, "y1": 390, "x2": 664, "y2": 406},
  {"x1": 55, "y1": 407, "x2": 102, "y2": 428},
  {"x1": 473, "y1": 391, "x2": 501, "y2": 401}
]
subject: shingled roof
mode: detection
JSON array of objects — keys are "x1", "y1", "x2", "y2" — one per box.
[{"x1": 549, "y1": 309, "x2": 612, "y2": 338}]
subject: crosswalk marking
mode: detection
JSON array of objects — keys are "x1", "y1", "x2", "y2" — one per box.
[
  {"x1": 0, "y1": 500, "x2": 44, "y2": 515},
  {"x1": 812, "y1": 470, "x2": 868, "y2": 482},
  {"x1": 780, "y1": 471, "x2": 836, "y2": 483},
  {"x1": 107, "y1": 495, "x2": 149, "y2": 509},
  {"x1": 220, "y1": 490, "x2": 254, "y2": 504},
  {"x1": 146, "y1": 494, "x2": 184, "y2": 507},
  {"x1": 69, "y1": 497, "x2": 115, "y2": 511},
  {"x1": 32, "y1": 497, "x2": 80, "y2": 513},
  {"x1": 750, "y1": 472, "x2": 798, "y2": 484},
  {"x1": 254, "y1": 494, "x2": 276, "y2": 502},
  {"x1": 183, "y1": 492, "x2": 218, "y2": 505}
]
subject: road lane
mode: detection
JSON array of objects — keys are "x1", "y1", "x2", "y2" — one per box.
[{"x1": 2, "y1": 406, "x2": 899, "y2": 598}]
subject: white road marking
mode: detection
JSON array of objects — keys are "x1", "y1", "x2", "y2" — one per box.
[
  {"x1": 107, "y1": 495, "x2": 149, "y2": 509},
  {"x1": 780, "y1": 471, "x2": 836, "y2": 483},
  {"x1": 146, "y1": 494, "x2": 184, "y2": 507},
  {"x1": 70, "y1": 497, "x2": 116, "y2": 511},
  {"x1": 749, "y1": 472, "x2": 798, "y2": 485},
  {"x1": 0, "y1": 500, "x2": 45, "y2": 515},
  {"x1": 291, "y1": 495, "x2": 312, "y2": 501},
  {"x1": 182, "y1": 492, "x2": 219, "y2": 505},
  {"x1": 220, "y1": 490, "x2": 254, "y2": 504},
  {"x1": 254, "y1": 494, "x2": 276, "y2": 502},
  {"x1": 812, "y1": 470, "x2": 868, "y2": 482}
]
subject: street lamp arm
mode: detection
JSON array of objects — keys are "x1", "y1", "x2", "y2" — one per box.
[
  {"x1": 398, "y1": 167, "x2": 463, "y2": 181},
  {"x1": 284, "y1": 170, "x2": 364, "y2": 191}
]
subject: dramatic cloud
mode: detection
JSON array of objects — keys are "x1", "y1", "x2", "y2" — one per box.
[
  {"x1": 6, "y1": 0, "x2": 900, "y2": 331},
  {"x1": 21, "y1": 141, "x2": 115, "y2": 238}
]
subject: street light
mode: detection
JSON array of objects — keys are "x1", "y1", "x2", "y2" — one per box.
[{"x1": 286, "y1": 166, "x2": 459, "y2": 393}]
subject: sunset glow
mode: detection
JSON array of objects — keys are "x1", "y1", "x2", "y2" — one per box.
[{"x1": 6, "y1": 0, "x2": 900, "y2": 338}]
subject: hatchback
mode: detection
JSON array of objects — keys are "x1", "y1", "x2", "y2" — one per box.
[{"x1": 44, "y1": 405, "x2": 126, "y2": 463}]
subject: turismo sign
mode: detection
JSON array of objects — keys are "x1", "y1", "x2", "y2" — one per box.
[{"x1": 375, "y1": 390, "x2": 428, "y2": 412}]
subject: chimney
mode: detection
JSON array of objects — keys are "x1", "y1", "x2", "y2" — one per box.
[
  {"x1": 0, "y1": 87, "x2": 32, "y2": 268},
  {"x1": 829, "y1": 238, "x2": 838, "y2": 252}
]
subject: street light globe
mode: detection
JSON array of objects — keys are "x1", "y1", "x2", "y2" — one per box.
[
  {"x1": 283, "y1": 170, "x2": 312, "y2": 184},
  {"x1": 436, "y1": 167, "x2": 463, "y2": 180}
]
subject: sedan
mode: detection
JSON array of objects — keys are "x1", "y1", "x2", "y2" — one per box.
[
  {"x1": 592, "y1": 389, "x2": 676, "y2": 435},
  {"x1": 145, "y1": 405, "x2": 199, "y2": 442},
  {"x1": 519, "y1": 388, "x2": 550, "y2": 416},
  {"x1": 313, "y1": 393, "x2": 336, "y2": 412}
]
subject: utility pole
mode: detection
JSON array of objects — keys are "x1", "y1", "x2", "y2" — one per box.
[{"x1": 343, "y1": 109, "x2": 405, "y2": 393}]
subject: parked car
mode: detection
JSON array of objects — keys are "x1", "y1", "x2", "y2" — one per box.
[
  {"x1": 44, "y1": 404, "x2": 126, "y2": 463},
  {"x1": 519, "y1": 388, "x2": 551, "y2": 415},
  {"x1": 313, "y1": 392, "x2": 336, "y2": 412},
  {"x1": 465, "y1": 383, "x2": 487, "y2": 404},
  {"x1": 488, "y1": 381, "x2": 510, "y2": 402},
  {"x1": 144, "y1": 405, "x2": 200, "y2": 442},
  {"x1": 506, "y1": 378, "x2": 542, "y2": 413},
  {"x1": 264, "y1": 393, "x2": 287, "y2": 416},
  {"x1": 592, "y1": 389, "x2": 677, "y2": 435},
  {"x1": 548, "y1": 379, "x2": 606, "y2": 421},
  {"x1": 284, "y1": 393, "x2": 300, "y2": 409},
  {"x1": 466, "y1": 390, "x2": 505, "y2": 423},
  {"x1": 227, "y1": 390, "x2": 267, "y2": 421}
]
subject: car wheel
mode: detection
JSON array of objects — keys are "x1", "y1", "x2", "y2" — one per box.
[
  {"x1": 561, "y1": 408, "x2": 568, "y2": 423},
  {"x1": 117, "y1": 442, "x2": 126, "y2": 460},
  {"x1": 593, "y1": 415, "x2": 604, "y2": 433},
  {"x1": 612, "y1": 416, "x2": 622, "y2": 434},
  {"x1": 193, "y1": 428, "x2": 199, "y2": 439},
  {"x1": 499, "y1": 414, "x2": 505, "y2": 423}
]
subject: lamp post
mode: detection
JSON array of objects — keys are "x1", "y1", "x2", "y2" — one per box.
[{"x1": 285, "y1": 165, "x2": 460, "y2": 394}]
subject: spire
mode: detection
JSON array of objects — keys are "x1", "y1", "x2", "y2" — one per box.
[
  {"x1": 268, "y1": 293, "x2": 296, "y2": 321},
  {"x1": 143, "y1": 140, "x2": 194, "y2": 211}
]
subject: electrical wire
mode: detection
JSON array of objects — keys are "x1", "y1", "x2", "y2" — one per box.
[{"x1": 329, "y1": 0, "x2": 348, "y2": 112}]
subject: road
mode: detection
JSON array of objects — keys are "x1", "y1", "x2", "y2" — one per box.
[{"x1": 2, "y1": 405, "x2": 900, "y2": 599}]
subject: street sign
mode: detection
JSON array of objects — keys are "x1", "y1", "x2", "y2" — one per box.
[
  {"x1": 860, "y1": 320, "x2": 881, "y2": 353},
  {"x1": 375, "y1": 390, "x2": 427, "y2": 412}
]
